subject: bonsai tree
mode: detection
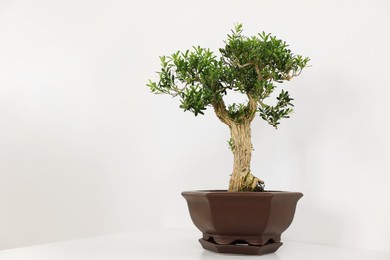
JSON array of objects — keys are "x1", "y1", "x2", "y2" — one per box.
[{"x1": 147, "y1": 24, "x2": 309, "y2": 192}]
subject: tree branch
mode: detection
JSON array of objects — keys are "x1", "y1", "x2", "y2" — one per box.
[
  {"x1": 233, "y1": 60, "x2": 253, "y2": 68},
  {"x1": 212, "y1": 98, "x2": 233, "y2": 127},
  {"x1": 254, "y1": 64, "x2": 264, "y2": 81},
  {"x1": 247, "y1": 94, "x2": 258, "y2": 122},
  {"x1": 281, "y1": 69, "x2": 302, "y2": 81}
]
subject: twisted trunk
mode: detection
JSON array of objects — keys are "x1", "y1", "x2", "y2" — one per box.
[
  {"x1": 212, "y1": 99, "x2": 263, "y2": 192},
  {"x1": 228, "y1": 123, "x2": 264, "y2": 192}
]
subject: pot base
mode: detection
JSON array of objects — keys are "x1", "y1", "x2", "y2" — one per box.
[{"x1": 199, "y1": 238, "x2": 283, "y2": 255}]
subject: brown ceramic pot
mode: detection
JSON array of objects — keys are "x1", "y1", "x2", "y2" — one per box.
[{"x1": 182, "y1": 190, "x2": 303, "y2": 255}]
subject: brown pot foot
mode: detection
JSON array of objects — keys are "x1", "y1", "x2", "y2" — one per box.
[{"x1": 198, "y1": 238, "x2": 283, "y2": 255}]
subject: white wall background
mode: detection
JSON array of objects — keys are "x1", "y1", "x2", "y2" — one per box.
[{"x1": 1, "y1": 0, "x2": 390, "y2": 253}]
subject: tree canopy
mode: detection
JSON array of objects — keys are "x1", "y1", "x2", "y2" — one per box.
[{"x1": 147, "y1": 23, "x2": 309, "y2": 128}]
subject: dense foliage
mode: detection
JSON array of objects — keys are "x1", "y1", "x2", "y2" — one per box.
[{"x1": 147, "y1": 24, "x2": 309, "y2": 128}]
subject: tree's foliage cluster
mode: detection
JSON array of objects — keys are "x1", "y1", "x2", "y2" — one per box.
[{"x1": 147, "y1": 24, "x2": 309, "y2": 128}]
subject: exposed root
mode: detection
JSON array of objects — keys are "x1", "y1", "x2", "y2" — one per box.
[{"x1": 229, "y1": 172, "x2": 265, "y2": 192}]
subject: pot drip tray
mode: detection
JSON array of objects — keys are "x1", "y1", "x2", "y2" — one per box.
[{"x1": 199, "y1": 238, "x2": 283, "y2": 255}]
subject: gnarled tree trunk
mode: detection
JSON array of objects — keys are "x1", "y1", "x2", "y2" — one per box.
[
  {"x1": 228, "y1": 123, "x2": 264, "y2": 192},
  {"x1": 212, "y1": 99, "x2": 264, "y2": 192}
]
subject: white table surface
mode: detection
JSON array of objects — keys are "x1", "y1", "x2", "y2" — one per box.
[{"x1": 1, "y1": 228, "x2": 389, "y2": 260}]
